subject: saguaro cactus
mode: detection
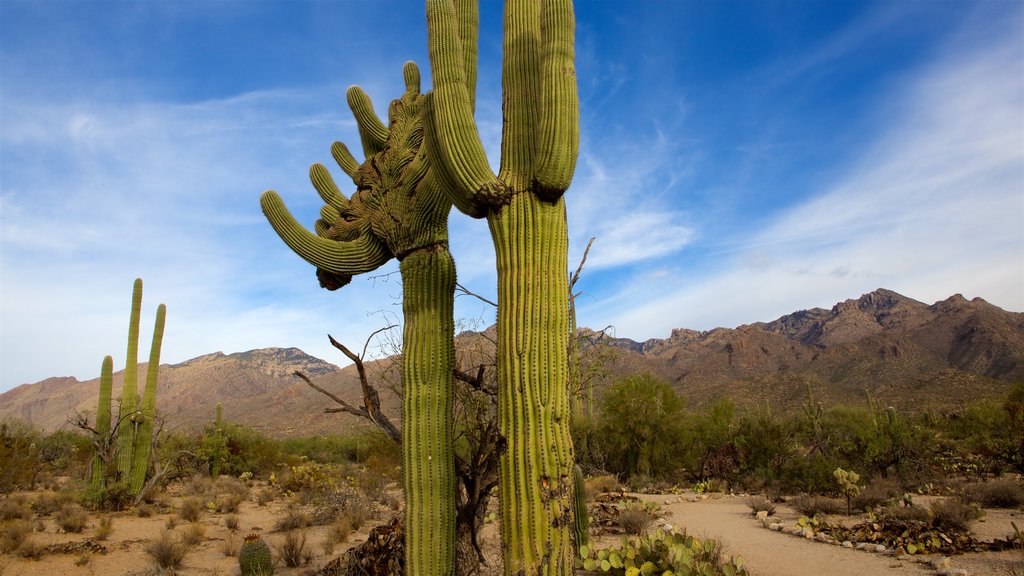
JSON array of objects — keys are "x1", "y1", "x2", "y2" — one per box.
[
  {"x1": 260, "y1": 63, "x2": 457, "y2": 576},
  {"x1": 90, "y1": 355, "x2": 114, "y2": 493},
  {"x1": 425, "y1": 0, "x2": 579, "y2": 573}
]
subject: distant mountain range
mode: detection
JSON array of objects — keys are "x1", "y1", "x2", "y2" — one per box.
[{"x1": 1, "y1": 289, "x2": 1021, "y2": 436}]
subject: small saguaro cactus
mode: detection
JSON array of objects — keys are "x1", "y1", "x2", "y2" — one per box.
[
  {"x1": 425, "y1": 1, "x2": 580, "y2": 572},
  {"x1": 572, "y1": 464, "x2": 589, "y2": 551},
  {"x1": 239, "y1": 534, "x2": 273, "y2": 576},
  {"x1": 90, "y1": 356, "x2": 114, "y2": 493},
  {"x1": 261, "y1": 63, "x2": 457, "y2": 575}
]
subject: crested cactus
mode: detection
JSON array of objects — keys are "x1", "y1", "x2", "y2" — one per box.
[
  {"x1": 90, "y1": 355, "x2": 114, "y2": 493},
  {"x1": 239, "y1": 534, "x2": 273, "y2": 576},
  {"x1": 260, "y1": 63, "x2": 456, "y2": 575},
  {"x1": 425, "y1": 1, "x2": 579, "y2": 573}
]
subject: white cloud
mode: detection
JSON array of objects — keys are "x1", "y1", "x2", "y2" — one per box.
[{"x1": 581, "y1": 22, "x2": 1023, "y2": 339}]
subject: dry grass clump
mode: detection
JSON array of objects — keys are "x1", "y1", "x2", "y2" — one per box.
[
  {"x1": 216, "y1": 493, "x2": 245, "y2": 514},
  {"x1": 585, "y1": 474, "x2": 621, "y2": 499},
  {"x1": 94, "y1": 515, "x2": 113, "y2": 541},
  {"x1": 145, "y1": 532, "x2": 188, "y2": 571},
  {"x1": 221, "y1": 532, "x2": 239, "y2": 557},
  {"x1": 930, "y1": 498, "x2": 984, "y2": 533},
  {"x1": 180, "y1": 522, "x2": 206, "y2": 547},
  {"x1": 224, "y1": 514, "x2": 240, "y2": 531},
  {"x1": 14, "y1": 536, "x2": 45, "y2": 560},
  {"x1": 321, "y1": 516, "x2": 354, "y2": 555},
  {"x1": 32, "y1": 491, "x2": 76, "y2": 517},
  {"x1": 877, "y1": 502, "x2": 932, "y2": 524},
  {"x1": 852, "y1": 476, "x2": 902, "y2": 511},
  {"x1": 790, "y1": 494, "x2": 844, "y2": 517},
  {"x1": 276, "y1": 530, "x2": 312, "y2": 567},
  {"x1": 0, "y1": 496, "x2": 31, "y2": 521},
  {"x1": 965, "y1": 478, "x2": 1024, "y2": 509},
  {"x1": 745, "y1": 496, "x2": 776, "y2": 516},
  {"x1": 254, "y1": 487, "x2": 276, "y2": 506},
  {"x1": 0, "y1": 520, "x2": 32, "y2": 553},
  {"x1": 214, "y1": 476, "x2": 250, "y2": 499},
  {"x1": 54, "y1": 503, "x2": 88, "y2": 533},
  {"x1": 179, "y1": 497, "x2": 205, "y2": 523},
  {"x1": 182, "y1": 474, "x2": 213, "y2": 497},
  {"x1": 617, "y1": 503, "x2": 654, "y2": 535},
  {"x1": 135, "y1": 504, "x2": 155, "y2": 518},
  {"x1": 274, "y1": 508, "x2": 312, "y2": 532}
]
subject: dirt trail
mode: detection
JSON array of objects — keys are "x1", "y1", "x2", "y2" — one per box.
[{"x1": 636, "y1": 494, "x2": 932, "y2": 576}]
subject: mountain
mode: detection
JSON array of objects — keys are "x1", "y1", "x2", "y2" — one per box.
[
  {"x1": 1, "y1": 289, "x2": 1022, "y2": 435},
  {"x1": 0, "y1": 348, "x2": 398, "y2": 437},
  {"x1": 587, "y1": 289, "x2": 1024, "y2": 411}
]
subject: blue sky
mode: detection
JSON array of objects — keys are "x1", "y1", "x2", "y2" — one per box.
[{"x1": 2, "y1": 0, "x2": 1022, "y2": 390}]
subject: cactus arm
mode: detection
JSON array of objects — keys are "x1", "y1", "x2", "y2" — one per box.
[
  {"x1": 129, "y1": 303, "x2": 166, "y2": 494},
  {"x1": 534, "y1": 0, "x2": 578, "y2": 198},
  {"x1": 426, "y1": 0, "x2": 505, "y2": 213},
  {"x1": 497, "y1": 0, "x2": 541, "y2": 190},
  {"x1": 330, "y1": 141, "x2": 361, "y2": 182},
  {"x1": 260, "y1": 190, "x2": 392, "y2": 274},
  {"x1": 116, "y1": 278, "x2": 144, "y2": 482},
  {"x1": 347, "y1": 86, "x2": 389, "y2": 157},
  {"x1": 310, "y1": 163, "x2": 350, "y2": 214},
  {"x1": 454, "y1": 0, "x2": 478, "y2": 112},
  {"x1": 91, "y1": 355, "x2": 113, "y2": 492}
]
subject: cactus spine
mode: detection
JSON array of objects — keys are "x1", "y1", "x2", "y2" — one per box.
[
  {"x1": 425, "y1": 1, "x2": 579, "y2": 573},
  {"x1": 90, "y1": 355, "x2": 114, "y2": 493},
  {"x1": 260, "y1": 62, "x2": 456, "y2": 575}
]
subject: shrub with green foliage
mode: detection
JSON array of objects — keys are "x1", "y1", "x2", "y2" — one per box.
[{"x1": 596, "y1": 374, "x2": 686, "y2": 479}]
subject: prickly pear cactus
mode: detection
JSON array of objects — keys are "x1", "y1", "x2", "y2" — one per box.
[{"x1": 239, "y1": 534, "x2": 273, "y2": 576}]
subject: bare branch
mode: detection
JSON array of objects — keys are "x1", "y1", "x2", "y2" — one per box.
[
  {"x1": 569, "y1": 236, "x2": 596, "y2": 296},
  {"x1": 455, "y1": 282, "x2": 497, "y2": 308}
]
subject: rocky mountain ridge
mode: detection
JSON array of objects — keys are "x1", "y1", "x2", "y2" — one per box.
[{"x1": 1, "y1": 289, "x2": 1021, "y2": 435}]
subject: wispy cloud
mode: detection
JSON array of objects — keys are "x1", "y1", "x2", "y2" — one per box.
[{"x1": 580, "y1": 19, "x2": 1023, "y2": 338}]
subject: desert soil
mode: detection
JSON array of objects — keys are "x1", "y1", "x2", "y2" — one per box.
[{"x1": 1, "y1": 489, "x2": 1021, "y2": 575}]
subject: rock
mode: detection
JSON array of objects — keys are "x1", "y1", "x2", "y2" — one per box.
[
  {"x1": 842, "y1": 541, "x2": 853, "y2": 548},
  {"x1": 873, "y1": 544, "x2": 887, "y2": 553},
  {"x1": 756, "y1": 510, "x2": 769, "y2": 520},
  {"x1": 930, "y1": 557, "x2": 951, "y2": 570},
  {"x1": 936, "y1": 569, "x2": 968, "y2": 576},
  {"x1": 769, "y1": 523, "x2": 784, "y2": 531},
  {"x1": 855, "y1": 543, "x2": 869, "y2": 551},
  {"x1": 801, "y1": 528, "x2": 815, "y2": 539}
]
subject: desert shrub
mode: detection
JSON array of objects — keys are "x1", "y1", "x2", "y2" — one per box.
[
  {"x1": 135, "y1": 504, "x2": 155, "y2": 518},
  {"x1": 14, "y1": 536, "x2": 45, "y2": 560},
  {"x1": 221, "y1": 532, "x2": 239, "y2": 557},
  {"x1": 179, "y1": 497, "x2": 204, "y2": 522},
  {"x1": 181, "y1": 522, "x2": 206, "y2": 547},
  {"x1": 596, "y1": 374, "x2": 687, "y2": 480},
  {"x1": 278, "y1": 430, "x2": 396, "y2": 465},
  {"x1": 852, "y1": 476, "x2": 903, "y2": 511},
  {"x1": 876, "y1": 502, "x2": 932, "y2": 524},
  {"x1": 274, "y1": 508, "x2": 312, "y2": 532},
  {"x1": 145, "y1": 532, "x2": 188, "y2": 570},
  {"x1": 94, "y1": 516, "x2": 113, "y2": 541},
  {"x1": 276, "y1": 530, "x2": 311, "y2": 567},
  {"x1": 322, "y1": 517, "x2": 353, "y2": 554},
  {"x1": 182, "y1": 474, "x2": 214, "y2": 497},
  {"x1": 790, "y1": 494, "x2": 844, "y2": 517},
  {"x1": 617, "y1": 502, "x2": 655, "y2": 535},
  {"x1": 930, "y1": 499, "x2": 984, "y2": 533},
  {"x1": 280, "y1": 461, "x2": 339, "y2": 496},
  {"x1": 353, "y1": 453, "x2": 400, "y2": 501},
  {"x1": 0, "y1": 520, "x2": 32, "y2": 553},
  {"x1": 745, "y1": 497, "x2": 776, "y2": 516},
  {"x1": 254, "y1": 487, "x2": 276, "y2": 506},
  {"x1": 584, "y1": 474, "x2": 620, "y2": 499},
  {"x1": 225, "y1": 514, "x2": 240, "y2": 531},
  {"x1": 215, "y1": 476, "x2": 250, "y2": 498},
  {"x1": 0, "y1": 496, "x2": 31, "y2": 521},
  {"x1": 964, "y1": 478, "x2": 1024, "y2": 508},
  {"x1": 0, "y1": 420, "x2": 41, "y2": 493},
  {"x1": 32, "y1": 491, "x2": 76, "y2": 517},
  {"x1": 36, "y1": 430, "x2": 91, "y2": 478},
  {"x1": 340, "y1": 502, "x2": 370, "y2": 531},
  {"x1": 54, "y1": 503, "x2": 88, "y2": 533},
  {"x1": 216, "y1": 492, "x2": 245, "y2": 514}
]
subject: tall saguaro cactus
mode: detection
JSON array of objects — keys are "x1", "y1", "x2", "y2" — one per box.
[
  {"x1": 260, "y1": 64, "x2": 457, "y2": 576},
  {"x1": 425, "y1": 1, "x2": 579, "y2": 573},
  {"x1": 91, "y1": 278, "x2": 166, "y2": 502}
]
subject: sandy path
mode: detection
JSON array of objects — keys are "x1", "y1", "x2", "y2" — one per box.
[{"x1": 635, "y1": 494, "x2": 934, "y2": 576}]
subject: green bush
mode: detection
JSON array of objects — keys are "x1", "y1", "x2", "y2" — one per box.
[{"x1": 595, "y1": 374, "x2": 686, "y2": 480}]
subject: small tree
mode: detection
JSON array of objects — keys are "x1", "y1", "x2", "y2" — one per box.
[{"x1": 596, "y1": 374, "x2": 685, "y2": 479}]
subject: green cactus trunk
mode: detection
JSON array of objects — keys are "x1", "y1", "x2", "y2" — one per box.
[
  {"x1": 489, "y1": 195, "x2": 574, "y2": 575},
  {"x1": 116, "y1": 278, "x2": 144, "y2": 484},
  {"x1": 572, "y1": 464, "x2": 588, "y2": 551},
  {"x1": 91, "y1": 355, "x2": 114, "y2": 492},
  {"x1": 401, "y1": 245, "x2": 457, "y2": 575},
  {"x1": 128, "y1": 303, "x2": 166, "y2": 495}
]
